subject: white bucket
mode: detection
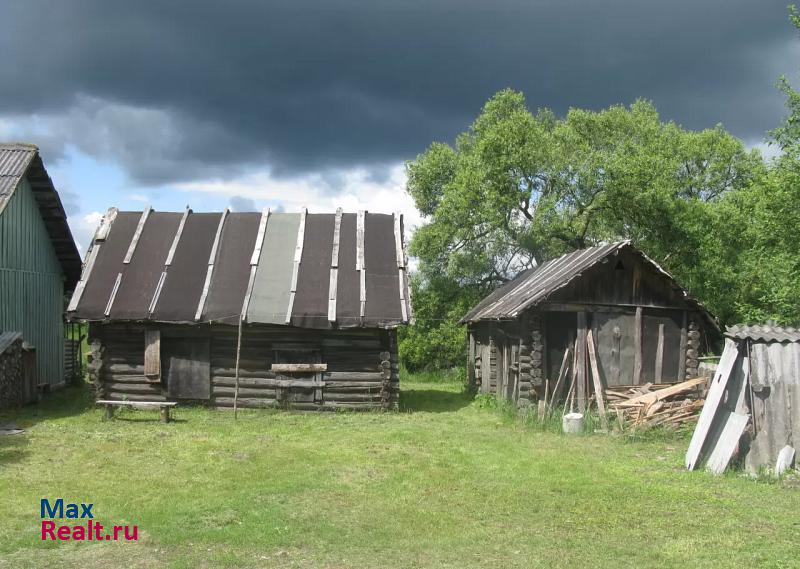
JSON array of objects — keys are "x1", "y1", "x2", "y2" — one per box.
[{"x1": 562, "y1": 412, "x2": 584, "y2": 434}]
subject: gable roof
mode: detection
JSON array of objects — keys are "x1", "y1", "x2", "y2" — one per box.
[
  {"x1": 0, "y1": 143, "x2": 82, "y2": 289},
  {"x1": 461, "y1": 241, "x2": 716, "y2": 327},
  {"x1": 67, "y1": 208, "x2": 411, "y2": 329}
]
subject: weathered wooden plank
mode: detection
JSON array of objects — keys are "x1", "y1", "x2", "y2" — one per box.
[
  {"x1": 393, "y1": 212, "x2": 404, "y2": 267},
  {"x1": 655, "y1": 322, "x2": 665, "y2": 382},
  {"x1": 706, "y1": 412, "x2": 749, "y2": 475},
  {"x1": 194, "y1": 209, "x2": 228, "y2": 321},
  {"x1": 164, "y1": 207, "x2": 190, "y2": 266},
  {"x1": 633, "y1": 306, "x2": 643, "y2": 385},
  {"x1": 104, "y1": 382, "x2": 164, "y2": 394},
  {"x1": 586, "y1": 329, "x2": 608, "y2": 430},
  {"x1": 685, "y1": 339, "x2": 740, "y2": 470},
  {"x1": 102, "y1": 393, "x2": 168, "y2": 402},
  {"x1": 548, "y1": 346, "x2": 572, "y2": 409},
  {"x1": 104, "y1": 273, "x2": 123, "y2": 317},
  {"x1": 97, "y1": 399, "x2": 175, "y2": 406},
  {"x1": 123, "y1": 206, "x2": 152, "y2": 264},
  {"x1": 67, "y1": 243, "x2": 101, "y2": 312},
  {"x1": 148, "y1": 271, "x2": 167, "y2": 315},
  {"x1": 285, "y1": 207, "x2": 307, "y2": 323},
  {"x1": 576, "y1": 312, "x2": 587, "y2": 412},
  {"x1": 271, "y1": 363, "x2": 328, "y2": 372},
  {"x1": 213, "y1": 387, "x2": 277, "y2": 398},
  {"x1": 143, "y1": 329, "x2": 161, "y2": 381},
  {"x1": 250, "y1": 207, "x2": 271, "y2": 265}
]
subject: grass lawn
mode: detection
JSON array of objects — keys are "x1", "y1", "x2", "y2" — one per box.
[{"x1": 0, "y1": 378, "x2": 798, "y2": 568}]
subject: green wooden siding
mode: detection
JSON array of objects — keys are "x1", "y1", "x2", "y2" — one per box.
[{"x1": 0, "y1": 176, "x2": 65, "y2": 385}]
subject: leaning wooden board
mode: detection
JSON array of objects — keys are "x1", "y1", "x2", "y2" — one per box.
[{"x1": 685, "y1": 339, "x2": 740, "y2": 470}]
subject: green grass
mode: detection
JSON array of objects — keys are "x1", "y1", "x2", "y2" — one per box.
[{"x1": 0, "y1": 378, "x2": 798, "y2": 568}]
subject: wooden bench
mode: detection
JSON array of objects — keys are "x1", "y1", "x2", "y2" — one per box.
[{"x1": 97, "y1": 400, "x2": 178, "y2": 423}]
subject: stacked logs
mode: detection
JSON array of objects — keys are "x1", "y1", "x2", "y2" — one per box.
[
  {"x1": 685, "y1": 319, "x2": 701, "y2": 379},
  {"x1": 0, "y1": 338, "x2": 23, "y2": 409}
]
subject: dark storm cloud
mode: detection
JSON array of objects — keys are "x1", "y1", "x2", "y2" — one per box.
[{"x1": 0, "y1": 0, "x2": 795, "y2": 183}]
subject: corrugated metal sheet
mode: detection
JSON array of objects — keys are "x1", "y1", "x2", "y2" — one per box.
[
  {"x1": 726, "y1": 324, "x2": 800, "y2": 343},
  {"x1": 0, "y1": 176, "x2": 65, "y2": 385},
  {"x1": 745, "y1": 338, "x2": 800, "y2": 472},
  {"x1": 461, "y1": 241, "x2": 713, "y2": 324},
  {"x1": 68, "y1": 209, "x2": 410, "y2": 329}
]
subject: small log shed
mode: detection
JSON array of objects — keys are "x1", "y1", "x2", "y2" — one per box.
[
  {"x1": 460, "y1": 241, "x2": 718, "y2": 410},
  {"x1": 67, "y1": 207, "x2": 411, "y2": 410}
]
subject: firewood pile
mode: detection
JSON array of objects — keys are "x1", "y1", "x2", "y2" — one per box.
[{"x1": 605, "y1": 377, "x2": 708, "y2": 430}]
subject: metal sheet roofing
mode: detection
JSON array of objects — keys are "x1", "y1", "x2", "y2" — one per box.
[
  {"x1": 726, "y1": 324, "x2": 800, "y2": 343},
  {"x1": 68, "y1": 208, "x2": 411, "y2": 329},
  {"x1": 0, "y1": 143, "x2": 82, "y2": 288},
  {"x1": 461, "y1": 241, "x2": 714, "y2": 324}
]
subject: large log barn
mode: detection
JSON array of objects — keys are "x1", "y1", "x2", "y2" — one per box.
[
  {"x1": 461, "y1": 242, "x2": 718, "y2": 410},
  {"x1": 67, "y1": 207, "x2": 411, "y2": 410}
]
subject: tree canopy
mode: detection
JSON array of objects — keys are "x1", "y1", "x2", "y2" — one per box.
[{"x1": 400, "y1": 8, "x2": 800, "y2": 371}]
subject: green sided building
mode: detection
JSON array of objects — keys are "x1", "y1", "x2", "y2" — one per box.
[{"x1": 0, "y1": 143, "x2": 81, "y2": 386}]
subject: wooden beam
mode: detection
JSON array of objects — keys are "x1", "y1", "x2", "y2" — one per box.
[
  {"x1": 104, "y1": 273, "x2": 123, "y2": 317},
  {"x1": 576, "y1": 312, "x2": 587, "y2": 412},
  {"x1": 548, "y1": 346, "x2": 571, "y2": 410},
  {"x1": 271, "y1": 363, "x2": 328, "y2": 373},
  {"x1": 586, "y1": 329, "x2": 608, "y2": 430},
  {"x1": 195, "y1": 208, "x2": 228, "y2": 321},
  {"x1": 249, "y1": 207, "x2": 270, "y2": 266},
  {"x1": 69, "y1": 207, "x2": 119, "y2": 312},
  {"x1": 394, "y1": 212, "x2": 408, "y2": 322},
  {"x1": 357, "y1": 210, "x2": 366, "y2": 320},
  {"x1": 285, "y1": 207, "x2": 307, "y2": 324},
  {"x1": 165, "y1": 207, "x2": 191, "y2": 266},
  {"x1": 123, "y1": 206, "x2": 152, "y2": 264},
  {"x1": 328, "y1": 208, "x2": 342, "y2": 322},
  {"x1": 655, "y1": 322, "x2": 665, "y2": 383},
  {"x1": 143, "y1": 330, "x2": 161, "y2": 381},
  {"x1": 241, "y1": 208, "x2": 270, "y2": 321},
  {"x1": 149, "y1": 207, "x2": 190, "y2": 317},
  {"x1": 633, "y1": 306, "x2": 643, "y2": 385}
]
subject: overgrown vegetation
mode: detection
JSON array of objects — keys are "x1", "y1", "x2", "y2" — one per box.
[
  {"x1": 401, "y1": 7, "x2": 800, "y2": 370},
  {"x1": 0, "y1": 381, "x2": 798, "y2": 568}
]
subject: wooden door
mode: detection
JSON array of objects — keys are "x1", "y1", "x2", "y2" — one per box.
[
  {"x1": 164, "y1": 337, "x2": 211, "y2": 400},
  {"x1": 591, "y1": 312, "x2": 636, "y2": 387},
  {"x1": 273, "y1": 349, "x2": 321, "y2": 404}
]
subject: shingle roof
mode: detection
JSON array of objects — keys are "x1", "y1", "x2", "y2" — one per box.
[
  {"x1": 461, "y1": 241, "x2": 715, "y2": 326},
  {"x1": 67, "y1": 208, "x2": 411, "y2": 329},
  {"x1": 726, "y1": 324, "x2": 800, "y2": 343},
  {"x1": 0, "y1": 143, "x2": 82, "y2": 289}
]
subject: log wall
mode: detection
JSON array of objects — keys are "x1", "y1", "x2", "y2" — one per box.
[{"x1": 89, "y1": 323, "x2": 399, "y2": 410}]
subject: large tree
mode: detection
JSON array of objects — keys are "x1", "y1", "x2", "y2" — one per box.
[{"x1": 401, "y1": 91, "x2": 764, "y2": 370}]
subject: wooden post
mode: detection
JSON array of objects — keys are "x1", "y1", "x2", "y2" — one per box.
[
  {"x1": 105, "y1": 404, "x2": 114, "y2": 420},
  {"x1": 233, "y1": 316, "x2": 243, "y2": 419},
  {"x1": 380, "y1": 350, "x2": 392, "y2": 410},
  {"x1": 586, "y1": 329, "x2": 608, "y2": 430},
  {"x1": 467, "y1": 331, "x2": 476, "y2": 389},
  {"x1": 654, "y1": 323, "x2": 665, "y2": 383},
  {"x1": 633, "y1": 306, "x2": 643, "y2": 385},
  {"x1": 576, "y1": 312, "x2": 587, "y2": 412},
  {"x1": 160, "y1": 406, "x2": 170, "y2": 423}
]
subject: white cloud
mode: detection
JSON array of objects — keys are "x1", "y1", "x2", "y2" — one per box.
[
  {"x1": 174, "y1": 163, "x2": 423, "y2": 232},
  {"x1": 68, "y1": 211, "x2": 104, "y2": 254},
  {"x1": 128, "y1": 194, "x2": 148, "y2": 203}
]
